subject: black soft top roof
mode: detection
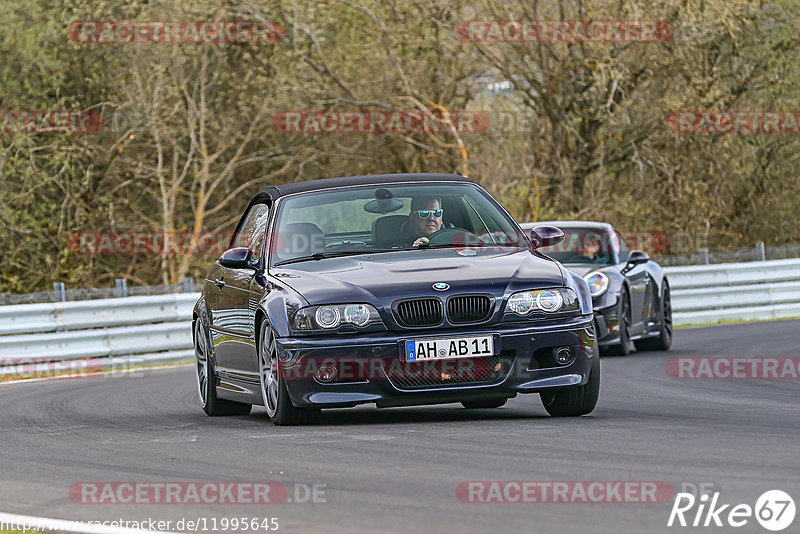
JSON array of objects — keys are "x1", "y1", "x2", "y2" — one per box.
[{"x1": 251, "y1": 173, "x2": 474, "y2": 204}]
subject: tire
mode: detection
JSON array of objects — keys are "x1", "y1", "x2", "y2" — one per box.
[
  {"x1": 634, "y1": 281, "x2": 673, "y2": 351},
  {"x1": 603, "y1": 289, "x2": 631, "y2": 356},
  {"x1": 461, "y1": 398, "x2": 508, "y2": 409},
  {"x1": 540, "y1": 355, "x2": 600, "y2": 417},
  {"x1": 195, "y1": 321, "x2": 252, "y2": 416},
  {"x1": 259, "y1": 322, "x2": 320, "y2": 426}
]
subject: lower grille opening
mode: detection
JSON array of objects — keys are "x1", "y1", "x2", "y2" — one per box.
[
  {"x1": 320, "y1": 359, "x2": 370, "y2": 383},
  {"x1": 383, "y1": 352, "x2": 515, "y2": 390},
  {"x1": 529, "y1": 346, "x2": 576, "y2": 370}
]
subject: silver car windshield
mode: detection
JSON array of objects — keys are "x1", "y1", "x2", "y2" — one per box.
[{"x1": 539, "y1": 227, "x2": 622, "y2": 265}]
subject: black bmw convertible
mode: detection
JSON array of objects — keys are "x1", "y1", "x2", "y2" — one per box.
[{"x1": 193, "y1": 174, "x2": 599, "y2": 425}]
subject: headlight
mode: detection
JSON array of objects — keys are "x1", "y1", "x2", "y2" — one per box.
[
  {"x1": 507, "y1": 291, "x2": 536, "y2": 315},
  {"x1": 583, "y1": 272, "x2": 609, "y2": 297},
  {"x1": 536, "y1": 289, "x2": 563, "y2": 312},
  {"x1": 292, "y1": 303, "x2": 382, "y2": 330},
  {"x1": 315, "y1": 306, "x2": 341, "y2": 328},
  {"x1": 505, "y1": 288, "x2": 579, "y2": 317},
  {"x1": 343, "y1": 304, "x2": 371, "y2": 326}
]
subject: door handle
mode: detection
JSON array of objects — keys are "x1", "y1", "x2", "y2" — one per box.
[{"x1": 214, "y1": 277, "x2": 225, "y2": 289}]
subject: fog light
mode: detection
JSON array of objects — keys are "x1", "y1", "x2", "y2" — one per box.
[
  {"x1": 316, "y1": 363, "x2": 337, "y2": 382},
  {"x1": 553, "y1": 346, "x2": 574, "y2": 366}
]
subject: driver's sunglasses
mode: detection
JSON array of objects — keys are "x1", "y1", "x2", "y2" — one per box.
[{"x1": 415, "y1": 209, "x2": 443, "y2": 219}]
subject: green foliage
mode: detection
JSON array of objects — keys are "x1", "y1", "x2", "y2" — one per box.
[{"x1": 1, "y1": 0, "x2": 799, "y2": 292}]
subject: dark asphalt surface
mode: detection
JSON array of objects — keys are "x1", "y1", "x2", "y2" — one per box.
[{"x1": 0, "y1": 320, "x2": 798, "y2": 533}]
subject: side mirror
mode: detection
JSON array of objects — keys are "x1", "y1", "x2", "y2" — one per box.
[
  {"x1": 218, "y1": 247, "x2": 256, "y2": 269},
  {"x1": 529, "y1": 225, "x2": 565, "y2": 250},
  {"x1": 623, "y1": 250, "x2": 650, "y2": 272}
]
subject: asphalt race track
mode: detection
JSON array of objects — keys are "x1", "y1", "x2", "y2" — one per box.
[{"x1": 0, "y1": 320, "x2": 798, "y2": 533}]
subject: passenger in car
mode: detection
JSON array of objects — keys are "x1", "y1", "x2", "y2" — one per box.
[{"x1": 582, "y1": 233, "x2": 610, "y2": 263}]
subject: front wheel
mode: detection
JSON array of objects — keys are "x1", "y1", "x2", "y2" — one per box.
[
  {"x1": 195, "y1": 321, "x2": 252, "y2": 416},
  {"x1": 259, "y1": 322, "x2": 320, "y2": 426},
  {"x1": 603, "y1": 290, "x2": 631, "y2": 356},
  {"x1": 540, "y1": 356, "x2": 600, "y2": 417}
]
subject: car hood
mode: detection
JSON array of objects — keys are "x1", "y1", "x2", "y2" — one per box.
[
  {"x1": 562, "y1": 264, "x2": 599, "y2": 277},
  {"x1": 271, "y1": 248, "x2": 565, "y2": 305},
  {"x1": 561, "y1": 263, "x2": 619, "y2": 277}
]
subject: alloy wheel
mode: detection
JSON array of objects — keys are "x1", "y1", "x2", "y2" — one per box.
[
  {"x1": 663, "y1": 287, "x2": 673, "y2": 341},
  {"x1": 259, "y1": 324, "x2": 280, "y2": 418},
  {"x1": 195, "y1": 323, "x2": 209, "y2": 407}
]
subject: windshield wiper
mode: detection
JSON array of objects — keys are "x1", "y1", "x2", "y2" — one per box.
[{"x1": 273, "y1": 249, "x2": 397, "y2": 266}]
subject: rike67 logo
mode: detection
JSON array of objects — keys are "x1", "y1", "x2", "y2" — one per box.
[{"x1": 668, "y1": 490, "x2": 795, "y2": 531}]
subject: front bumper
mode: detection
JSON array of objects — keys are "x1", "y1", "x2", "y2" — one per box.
[{"x1": 278, "y1": 315, "x2": 595, "y2": 408}]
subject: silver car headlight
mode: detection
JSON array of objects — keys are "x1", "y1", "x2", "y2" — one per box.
[
  {"x1": 292, "y1": 304, "x2": 381, "y2": 330},
  {"x1": 505, "y1": 288, "x2": 579, "y2": 316},
  {"x1": 583, "y1": 272, "x2": 609, "y2": 297}
]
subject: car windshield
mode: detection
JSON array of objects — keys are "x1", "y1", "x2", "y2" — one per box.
[
  {"x1": 539, "y1": 227, "x2": 625, "y2": 265},
  {"x1": 269, "y1": 182, "x2": 526, "y2": 265}
]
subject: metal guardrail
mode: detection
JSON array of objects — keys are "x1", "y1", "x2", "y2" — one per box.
[
  {"x1": 0, "y1": 294, "x2": 200, "y2": 379},
  {"x1": 655, "y1": 242, "x2": 800, "y2": 266},
  {"x1": 0, "y1": 258, "x2": 798, "y2": 379},
  {"x1": 0, "y1": 293, "x2": 198, "y2": 336},
  {"x1": 0, "y1": 322, "x2": 193, "y2": 361},
  {"x1": 665, "y1": 258, "x2": 800, "y2": 325},
  {"x1": 0, "y1": 278, "x2": 197, "y2": 306}
]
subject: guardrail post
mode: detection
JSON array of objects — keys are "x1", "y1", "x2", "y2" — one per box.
[
  {"x1": 698, "y1": 248, "x2": 710, "y2": 265},
  {"x1": 115, "y1": 278, "x2": 128, "y2": 298},
  {"x1": 756, "y1": 242, "x2": 766, "y2": 261},
  {"x1": 182, "y1": 277, "x2": 193, "y2": 293},
  {"x1": 53, "y1": 282, "x2": 66, "y2": 302}
]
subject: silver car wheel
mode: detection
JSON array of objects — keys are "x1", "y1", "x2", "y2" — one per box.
[
  {"x1": 259, "y1": 324, "x2": 280, "y2": 418},
  {"x1": 194, "y1": 322, "x2": 209, "y2": 408}
]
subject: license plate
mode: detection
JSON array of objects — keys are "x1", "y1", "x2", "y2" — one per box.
[{"x1": 404, "y1": 335, "x2": 494, "y2": 362}]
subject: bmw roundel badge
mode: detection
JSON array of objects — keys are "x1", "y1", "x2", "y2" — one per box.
[{"x1": 432, "y1": 282, "x2": 450, "y2": 291}]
